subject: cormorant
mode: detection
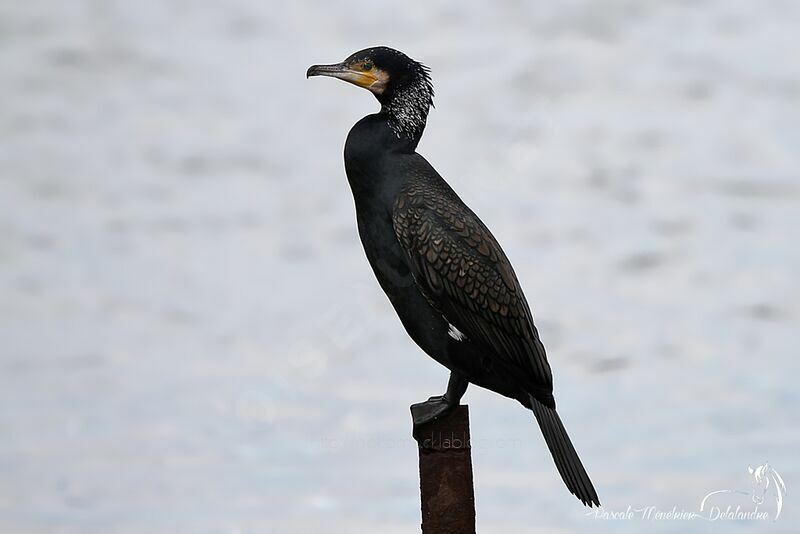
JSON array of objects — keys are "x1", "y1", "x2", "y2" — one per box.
[{"x1": 307, "y1": 47, "x2": 600, "y2": 507}]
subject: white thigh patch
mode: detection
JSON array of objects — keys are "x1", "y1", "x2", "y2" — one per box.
[{"x1": 447, "y1": 322, "x2": 467, "y2": 342}]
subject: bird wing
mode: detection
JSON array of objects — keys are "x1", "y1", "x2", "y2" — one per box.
[{"x1": 392, "y1": 179, "x2": 553, "y2": 391}]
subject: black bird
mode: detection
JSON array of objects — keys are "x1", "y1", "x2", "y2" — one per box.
[{"x1": 307, "y1": 47, "x2": 600, "y2": 507}]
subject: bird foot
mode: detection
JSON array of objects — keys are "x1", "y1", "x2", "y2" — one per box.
[{"x1": 411, "y1": 396, "x2": 454, "y2": 425}]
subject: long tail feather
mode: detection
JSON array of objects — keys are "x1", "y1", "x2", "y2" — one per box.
[{"x1": 530, "y1": 396, "x2": 600, "y2": 507}]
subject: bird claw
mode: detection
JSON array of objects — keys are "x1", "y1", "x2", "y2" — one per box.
[{"x1": 411, "y1": 396, "x2": 453, "y2": 425}]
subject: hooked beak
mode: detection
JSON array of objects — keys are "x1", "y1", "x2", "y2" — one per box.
[
  {"x1": 306, "y1": 62, "x2": 379, "y2": 90},
  {"x1": 306, "y1": 63, "x2": 345, "y2": 78}
]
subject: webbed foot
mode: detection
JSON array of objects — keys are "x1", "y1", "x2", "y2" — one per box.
[{"x1": 411, "y1": 396, "x2": 454, "y2": 425}]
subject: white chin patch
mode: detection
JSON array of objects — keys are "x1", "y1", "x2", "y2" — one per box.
[{"x1": 447, "y1": 323, "x2": 467, "y2": 342}]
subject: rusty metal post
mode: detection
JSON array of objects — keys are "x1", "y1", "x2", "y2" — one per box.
[{"x1": 412, "y1": 405, "x2": 476, "y2": 534}]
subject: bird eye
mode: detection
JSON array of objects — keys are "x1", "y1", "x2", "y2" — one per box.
[{"x1": 363, "y1": 61, "x2": 373, "y2": 71}]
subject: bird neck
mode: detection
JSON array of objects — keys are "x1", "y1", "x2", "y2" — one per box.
[
  {"x1": 380, "y1": 83, "x2": 432, "y2": 144},
  {"x1": 344, "y1": 113, "x2": 415, "y2": 200}
]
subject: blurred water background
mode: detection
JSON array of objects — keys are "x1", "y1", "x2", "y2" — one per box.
[{"x1": 1, "y1": 1, "x2": 798, "y2": 532}]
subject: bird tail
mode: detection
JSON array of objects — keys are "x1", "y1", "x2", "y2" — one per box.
[{"x1": 530, "y1": 395, "x2": 600, "y2": 507}]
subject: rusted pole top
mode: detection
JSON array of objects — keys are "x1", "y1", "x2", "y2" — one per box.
[{"x1": 412, "y1": 405, "x2": 476, "y2": 534}]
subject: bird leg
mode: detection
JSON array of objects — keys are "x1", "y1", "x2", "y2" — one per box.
[{"x1": 411, "y1": 371, "x2": 469, "y2": 425}]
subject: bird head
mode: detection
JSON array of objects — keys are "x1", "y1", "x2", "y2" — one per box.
[{"x1": 307, "y1": 46, "x2": 434, "y2": 139}]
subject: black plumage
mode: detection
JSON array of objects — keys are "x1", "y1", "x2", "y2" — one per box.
[{"x1": 308, "y1": 46, "x2": 599, "y2": 507}]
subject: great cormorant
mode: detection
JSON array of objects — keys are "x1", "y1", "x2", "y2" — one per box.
[{"x1": 307, "y1": 46, "x2": 600, "y2": 507}]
